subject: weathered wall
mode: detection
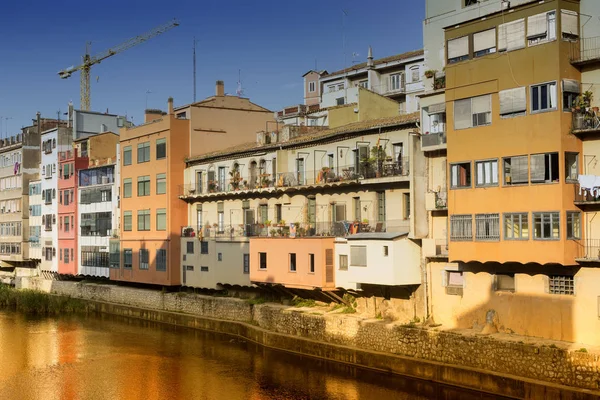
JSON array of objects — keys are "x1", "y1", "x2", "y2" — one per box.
[{"x1": 39, "y1": 279, "x2": 600, "y2": 394}]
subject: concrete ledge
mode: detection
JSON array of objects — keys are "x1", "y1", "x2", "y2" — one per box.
[{"x1": 84, "y1": 299, "x2": 600, "y2": 400}]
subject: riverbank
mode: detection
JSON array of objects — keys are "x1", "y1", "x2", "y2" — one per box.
[
  {"x1": 0, "y1": 284, "x2": 86, "y2": 315},
  {"x1": 16, "y1": 279, "x2": 600, "y2": 399}
]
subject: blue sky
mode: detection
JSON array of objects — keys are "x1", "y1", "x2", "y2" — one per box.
[{"x1": 0, "y1": 0, "x2": 424, "y2": 133}]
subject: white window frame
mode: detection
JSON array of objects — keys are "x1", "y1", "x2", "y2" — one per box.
[
  {"x1": 530, "y1": 81, "x2": 557, "y2": 113},
  {"x1": 475, "y1": 159, "x2": 499, "y2": 187},
  {"x1": 410, "y1": 66, "x2": 420, "y2": 83},
  {"x1": 390, "y1": 74, "x2": 402, "y2": 91}
]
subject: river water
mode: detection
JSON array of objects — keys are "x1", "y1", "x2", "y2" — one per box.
[{"x1": 0, "y1": 311, "x2": 506, "y2": 400}]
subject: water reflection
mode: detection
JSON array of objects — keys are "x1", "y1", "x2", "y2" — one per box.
[{"x1": 0, "y1": 312, "x2": 507, "y2": 400}]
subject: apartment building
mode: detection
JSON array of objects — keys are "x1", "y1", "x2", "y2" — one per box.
[
  {"x1": 110, "y1": 99, "x2": 189, "y2": 286},
  {"x1": 74, "y1": 132, "x2": 119, "y2": 278},
  {"x1": 179, "y1": 96, "x2": 424, "y2": 309},
  {"x1": 67, "y1": 104, "x2": 130, "y2": 140},
  {"x1": 28, "y1": 180, "x2": 42, "y2": 261},
  {"x1": 431, "y1": 0, "x2": 600, "y2": 345},
  {"x1": 173, "y1": 81, "x2": 276, "y2": 159},
  {"x1": 40, "y1": 127, "x2": 72, "y2": 274}
]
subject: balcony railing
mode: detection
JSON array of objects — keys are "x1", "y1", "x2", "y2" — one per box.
[
  {"x1": 574, "y1": 183, "x2": 600, "y2": 205},
  {"x1": 181, "y1": 219, "x2": 410, "y2": 240},
  {"x1": 571, "y1": 108, "x2": 600, "y2": 133},
  {"x1": 421, "y1": 132, "x2": 446, "y2": 148},
  {"x1": 180, "y1": 160, "x2": 410, "y2": 197},
  {"x1": 576, "y1": 239, "x2": 600, "y2": 262},
  {"x1": 570, "y1": 36, "x2": 600, "y2": 65}
]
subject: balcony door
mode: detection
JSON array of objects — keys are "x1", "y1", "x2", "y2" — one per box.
[{"x1": 296, "y1": 158, "x2": 305, "y2": 185}]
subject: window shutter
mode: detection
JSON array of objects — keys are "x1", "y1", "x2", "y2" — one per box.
[
  {"x1": 530, "y1": 154, "x2": 546, "y2": 182},
  {"x1": 491, "y1": 161, "x2": 498, "y2": 184},
  {"x1": 499, "y1": 87, "x2": 526, "y2": 115},
  {"x1": 477, "y1": 162, "x2": 484, "y2": 186},
  {"x1": 350, "y1": 246, "x2": 367, "y2": 267},
  {"x1": 527, "y1": 13, "x2": 548, "y2": 38},
  {"x1": 325, "y1": 249, "x2": 334, "y2": 283},
  {"x1": 512, "y1": 156, "x2": 529, "y2": 183},
  {"x1": 472, "y1": 95, "x2": 491, "y2": 115},
  {"x1": 428, "y1": 103, "x2": 446, "y2": 115},
  {"x1": 474, "y1": 29, "x2": 496, "y2": 52},
  {"x1": 498, "y1": 19, "x2": 525, "y2": 51},
  {"x1": 561, "y1": 10, "x2": 578, "y2": 37},
  {"x1": 454, "y1": 99, "x2": 472, "y2": 130},
  {"x1": 562, "y1": 79, "x2": 580, "y2": 94},
  {"x1": 448, "y1": 36, "x2": 469, "y2": 59}
]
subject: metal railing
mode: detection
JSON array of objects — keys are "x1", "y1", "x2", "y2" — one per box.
[
  {"x1": 577, "y1": 239, "x2": 600, "y2": 261},
  {"x1": 422, "y1": 132, "x2": 446, "y2": 148},
  {"x1": 572, "y1": 108, "x2": 600, "y2": 132},
  {"x1": 181, "y1": 219, "x2": 410, "y2": 239},
  {"x1": 574, "y1": 184, "x2": 600, "y2": 204},
  {"x1": 180, "y1": 160, "x2": 410, "y2": 197},
  {"x1": 570, "y1": 36, "x2": 600, "y2": 64}
]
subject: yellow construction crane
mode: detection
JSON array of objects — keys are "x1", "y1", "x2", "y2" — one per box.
[{"x1": 58, "y1": 19, "x2": 179, "y2": 111}]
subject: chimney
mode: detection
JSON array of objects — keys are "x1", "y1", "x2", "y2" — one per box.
[
  {"x1": 68, "y1": 102, "x2": 74, "y2": 128},
  {"x1": 367, "y1": 46, "x2": 374, "y2": 68},
  {"x1": 216, "y1": 80, "x2": 225, "y2": 97},
  {"x1": 36, "y1": 112, "x2": 41, "y2": 136},
  {"x1": 168, "y1": 97, "x2": 174, "y2": 115}
]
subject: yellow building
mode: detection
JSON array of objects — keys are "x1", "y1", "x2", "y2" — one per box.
[{"x1": 429, "y1": 0, "x2": 600, "y2": 346}]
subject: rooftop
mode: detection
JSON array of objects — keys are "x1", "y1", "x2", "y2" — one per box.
[
  {"x1": 186, "y1": 112, "x2": 419, "y2": 164},
  {"x1": 323, "y1": 49, "x2": 424, "y2": 78}
]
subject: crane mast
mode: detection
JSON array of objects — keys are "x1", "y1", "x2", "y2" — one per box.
[{"x1": 59, "y1": 19, "x2": 179, "y2": 111}]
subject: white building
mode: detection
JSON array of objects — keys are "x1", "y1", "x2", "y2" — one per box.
[{"x1": 40, "y1": 127, "x2": 72, "y2": 274}]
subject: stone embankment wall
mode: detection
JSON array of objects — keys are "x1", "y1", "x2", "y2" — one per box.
[{"x1": 36, "y1": 280, "x2": 600, "y2": 396}]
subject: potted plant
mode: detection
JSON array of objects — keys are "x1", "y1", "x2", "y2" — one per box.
[
  {"x1": 208, "y1": 180, "x2": 217, "y2": 193},
  {"x1": 265, "y1": 220, "x2": 271, "y2": 227},
  {"x1": 424, "y1": 69, "x2": 437, "y2": 79},
  {"x1": 278, "y1": 219, "x2": 286, "y2": 227},
  {"x1": 229, "y1": 167, "x2": 242, "y2": 190},
  {"x1": 270, "y1": 228, "x2": 277, "y2": 237}
]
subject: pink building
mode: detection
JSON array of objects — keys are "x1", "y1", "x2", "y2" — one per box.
[{"x1": 57, "y1": 149, "x2": 87, "y2": 275}]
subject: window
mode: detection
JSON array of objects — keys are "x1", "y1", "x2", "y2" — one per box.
[
  {"x1": 109, "y1": 242, "x2": 120, "y2": 269},
  {"x1": 444, "y1": 271, "x2": 464, "y2": 296},
  {"x1": 390, "y1": 74, "x2": 403, "y2": 91},
  {"x1": 137, "y1": 176, "x2": 151, "y2": 196},
  {"x1": 499, "y1": 87, "x2": 526, "y2": 117},
  {"x1": 527, "y1": 11, "x2": 556, "y2": 46},
  {"x1": 80, "y1": 187, "x2": 112, "y2": 204},
  {"x1": 357, "y1": 80, "x2": 368, "y2": 88},
  {"x1": 450, "y1": 214, "x2": 473, "y2": 241},
  {"x1": 196, "y1": 204, "x2": 202, "y2": 232},
  {"x1": 137, "y1": 142, "x2": 150, "y2": 163},
  {"x1": 533, "y1": 212, "x2": 560, "y2": 240},
  {"x1": 504, "y1": 213, "x2": 529, "y2": 240},
  {"x1": 123, "y1": 178, "x2": 132, "y2": 198},
  {"x1": 503, "y1": 156, "x2": 528, "y2": 185},
  {"x1": 156, "y1": 173, "x2": 166, "y2": 194},
  {"x1": 218, "y1": 252, "x2": 222, "y2": 261},
  {"x1": 475, "y1": 213, "x2": 500, "y2": 241},
  {"x1": 243, "y1": 254, "x2": 250, "y2": 274},
  {"x1": 549, "y1": 275, "x2": 574, "y2": 295},
  {"x1": 377, "y1": 191, "x2": 386, "y2": 222},
  {"x1": 350, "y1": 245, "x2": 366, "y2": 267},
  {"x1": 565, "y1": 152, "x2": 579, "y2": 182},
  {"x1": 200, "y1": 241, "x2": 208, "y2": 254},
  {"x1": 530, "y1": 153, "x2": 559, "y2": 183},
  {"x1": 450, "y1": 162, "x2": 472, "y2": 188},
  {"x1": 123, "y1": 211, "x2": 132, "y2": 231},
  {"x1": 353, "y1": 197, "x2": 361, "y2": 221},
  {"x1": 383, "y1": 246, "x2": 389, "y2": 257},
  {"x1": 474, "y1": 28, "x2": 496, "y2": 57},
  {"x1": 137, "y1": 209, "x2": 151, "y2": 231},
  {"x1": 186, "y1": 265, "x2": 194, "y2": 271},
  {"x1": 156, "y1": 208, "x2": 167, "y2": 231},
  {"x1": 561, "y1": 10, "x2": 579, "y2": 41},
  {"x1": 187, "y1": 241, "x2": 194, "y2": 254},
  {"x1": 410, "y1": 66, "x2": 419, "y2": 83},
  {"x1": 81, "y1": 212, "x2": 111, "y2": 236},
  {"x1": 200, "y1": 266, "x2": 209, "y2": 272},
  {"x1": 454, "y1": 95, "x2": 491, "y2": 129},
  {"x1": 259, "y1": 252, "x2": 267, "y2": 269},
  {"x1": 308, "y1": 253, "x2": 315, "y2": 273},
  {"x1": 64, "y1": 248, "x2": 69, "y2": 264},
  {"x1": 124, "y1": 249, "x2": 133, "y2": 269},
  {"x1": 531, "y1": 82, "x2": 557, "y2": 113},
  {"x1": 447, "y1": 36, "x2": 469, "y2": 63},
  {"x1": 309, "y1": 81, "x2": 316, "y2": 92},
  {"x1": 563, "y1": 79, "x2": 580, "y2": 111},
  {"x1": 157, "y1": 249, "x2": 167, "y2": 271},
  {"x1": 336, "y1": 97, "x2": 345, "y2": 106},
  {"x1": 195, "y1": 171, "x2": 203, "y2": 193},
  {"x1": 176, "y1": 112, "x2": 187, "y2": 120},
  {"x1": 123, "y1": 146, "x2": 131, "y2": 165},
  {"x1": 139, "y1": 249, "x2": 149, "y2": 270},
  {"x1": 567, "y1": 211, "x2": 581, "y2": 240},
  {"x1": 403, "y1": 193, "x2": 410, "y2": 220},
  {"x1": 498, "y1": 18, "x2": 525, "y2": 52},
  {"x1": 494, "y1": 274, "x2": 515, "y2": 292},
  {"x1": 275, "y1": 204, "x2": 282, "y2": 224},
  {"x1": 339, "y1": 254, "x2": 348, "y2": 271},
  {"x1": 289, "y1": 253, "x2": 296, "y2": 272},
  {"x1": 156, "y1": 138, "x2": 166, "y2": 160},
  {"x1": 79, "y1": 166, "x2": 115, "y2": 187},
  {"x1": 475, "y1": 159, "x2": 498, "y2": 187}
]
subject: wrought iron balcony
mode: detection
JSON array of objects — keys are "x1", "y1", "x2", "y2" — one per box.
[
  {"x1": 570, "y1": 36, "x2": 600, "y2": 66},
  {"x1": 571, "y1": 108, "x2": 600, "y2": 135},
  {"x1": 576, "y1": 239, "x2": 600, "y2": 262}
]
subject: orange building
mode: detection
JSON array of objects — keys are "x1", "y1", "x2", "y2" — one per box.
[{"x1": 110, "y1": 98, "x2": 189, "y2": 285}]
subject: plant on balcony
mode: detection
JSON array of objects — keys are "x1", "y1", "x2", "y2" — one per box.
[
  {"x1": 270, "y1": 228, "x2": 278, "y2": 237},
  {"x1": 229, "y1": 168, "x2": 243, "y2": 190},
  {"x1": 424, "y1": 69, "x2": 437, "y2": 79},
  {"x1": 260, "y1": 174, "x2": 271, "y2": 188},
  {"x1": 434, "y1": 75, "x2": 446, "y2": 90},
  {"x1": 278, "y1": 219, "x2": 286, "y2": 227},
  {"x1": 212, "y1": 223, "x2": 218, "y2": 228},
  {"x1": 208, "y1": 180, "x2": 217, "y2": 193},
  {"x1": 183, "y1": 227, "x2": 195, "y2": 237},
  {"x1": 265, "y1": 220, "x2": 271, "y2": 227}
]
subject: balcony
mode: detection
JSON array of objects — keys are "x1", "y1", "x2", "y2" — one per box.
[
  {"x1": 570, "y1": 36, "x2": 600, "y2": 66},
  {"x1": 181, "y1": 219, "x2": 410, "y2": 240},
  {"x1": 571, "y1": 108, "x2": 600, "y2": 135},
  {"x1": 423, "y1": 238, "x2": 448, "y2": 259},
  {"x1": 574, "y1": 183, "x2": 600, "y2": 206},
  {"x1": 426, "y1": 191, "x2": 447, "y2": 211},
  {"x1": 576, "y1": 239, "x2": 600, "y2": 262},
  {"x1": 421, "y1": 132, "x2": 446, "y2": 150},
  {"x1": 180, "y1": 160, "x2": 410, "y2": 198},
  {"x1": 433, "y1": 73, "x2": 446, "y2": 91},
  {"x1": 276, "y1": 104, "x2": 307, "y2": 119}
]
